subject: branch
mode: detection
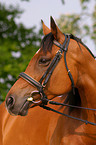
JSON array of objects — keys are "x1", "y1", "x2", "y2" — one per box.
[{"x1": 61, "y1": 0, "x2": 65, "y2": 4}]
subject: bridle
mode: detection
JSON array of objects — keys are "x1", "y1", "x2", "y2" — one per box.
[
  {"x1": 19, "y1": 33, "x2": 96, "y2": 126},
  {"x1": 19, "y1": 34, "x2": 74, "y2": 104}
]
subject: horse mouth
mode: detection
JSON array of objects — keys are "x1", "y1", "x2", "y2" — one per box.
[
  {"x1": 6, "y1": 98, "x2": 34, "y2": 116},
  {"x1": 18, "y1": 100, "x2": 32, "y2": 116},
  {"x1": 6, "y1": 92, "x2": 41, "y2": 116}
]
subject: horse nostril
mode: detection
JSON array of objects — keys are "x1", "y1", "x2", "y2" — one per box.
[{"x1": 6, "y1": 96, "x2": 15, "y2": 109}]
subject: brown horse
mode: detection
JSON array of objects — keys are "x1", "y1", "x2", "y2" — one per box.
[{"x1": 0, "y1": 16, "x2": 96, "y2": 145}]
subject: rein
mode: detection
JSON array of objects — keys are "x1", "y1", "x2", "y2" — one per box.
[
  {"x1": 19, "y1": 33, "x2": 96, "y2": 126},
  {"x1": 40, "y1": 104, "x2": 96, "y2": 126}
]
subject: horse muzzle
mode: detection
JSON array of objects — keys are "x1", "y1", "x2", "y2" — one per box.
[{"x1": 5, "y1": 90, "x2": 43, "y2": 116}]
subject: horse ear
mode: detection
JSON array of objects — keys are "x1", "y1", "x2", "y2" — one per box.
[
  {"x1": 50, "y1": 16, "x2": 63, "y2": 41},
  {"x1": 41, "y1": 20, "x2": 51, "y2": 35}
]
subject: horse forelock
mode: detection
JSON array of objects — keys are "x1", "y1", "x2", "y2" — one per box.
[{"x1": 40, "y1": 32, "x2": 54, "y2": 54}]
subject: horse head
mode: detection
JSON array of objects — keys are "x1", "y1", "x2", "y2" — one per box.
[{"x1": 5, "y1": 17, "x2": 84, "y2": 116}]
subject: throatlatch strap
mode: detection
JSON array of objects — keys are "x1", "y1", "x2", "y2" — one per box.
[{"x1": 64, "y1": 35, "x2": 75, "y2": 94}]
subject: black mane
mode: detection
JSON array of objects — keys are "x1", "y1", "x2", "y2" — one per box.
[
  {"x1": 66, "y1": 88, "x2": 81, "y2": 113},
  {"x1": 69, "y1": 34, "x2": 95, "y2": 58}
]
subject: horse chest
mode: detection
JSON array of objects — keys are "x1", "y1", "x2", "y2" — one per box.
[{"x1": 2, "y1": 105, "x2": 96, "y2": 145}]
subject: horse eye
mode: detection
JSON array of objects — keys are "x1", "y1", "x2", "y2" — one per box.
[{"x1": 39, "y1": 58, "x2": 51, "y2": 66}]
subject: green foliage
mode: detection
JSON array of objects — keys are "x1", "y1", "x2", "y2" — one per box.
[
  {"x1": 91, "y1": 4, "x2": 96, "y2": 45},
  {"x1": 80, "y1": 0, "x2": 90, "y2": 4},
  {"x1": 61, "y1": 0, "x2": 65, "y2": 4},
  {"x1": 0, "y1": 3, "x2": 42, "y2": 101},
  {"x1": 56, "y1": 14, "x2": 81, "y2": 35},
  {"x1": 58, "y1": 0, "x2": 96, "y2": 48}
]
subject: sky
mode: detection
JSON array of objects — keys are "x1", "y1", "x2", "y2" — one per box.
[
  {"x1": 1, "y1": 0, "x2": 81, "y2": 28},
  {"x1": 1, "y1": 0, "x2": 96, "y2": 55}
]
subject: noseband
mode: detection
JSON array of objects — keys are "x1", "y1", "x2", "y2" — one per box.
[{"x1": 19, "y1": 34, "x2": 96, "y2": 126}]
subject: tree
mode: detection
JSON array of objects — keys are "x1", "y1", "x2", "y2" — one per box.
[
  {"x1": 0, "y1": 3, "x2": 42, "y2": 102},
  {"x1": 58, "y1": 0, "x2": 96, "y2": 49}
]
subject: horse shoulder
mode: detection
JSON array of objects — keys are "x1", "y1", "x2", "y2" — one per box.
[{"x1": 0, "y1": 102, "x2": 7, "y2": 145}]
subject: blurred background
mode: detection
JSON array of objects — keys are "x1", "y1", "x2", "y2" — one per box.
[{"x1": 0, "y1": 0, "x2": 96, "y2": 103}]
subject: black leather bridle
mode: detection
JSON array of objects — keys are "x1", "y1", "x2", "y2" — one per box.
[
  {"x1": 19, "y1": 34, "x2": 74, "y2": 104},
  {"x1": 19, "y1": 34, "x2": 96, "y2": 125}
]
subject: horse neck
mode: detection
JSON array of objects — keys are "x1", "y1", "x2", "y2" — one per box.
[{"x1": 76, "y1": 46, "x2": 96, "y2": 109}]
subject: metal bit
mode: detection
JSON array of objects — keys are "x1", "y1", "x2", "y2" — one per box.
[{"x1": 27, "y1": 97, "x2": 33, "y2": 102}]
